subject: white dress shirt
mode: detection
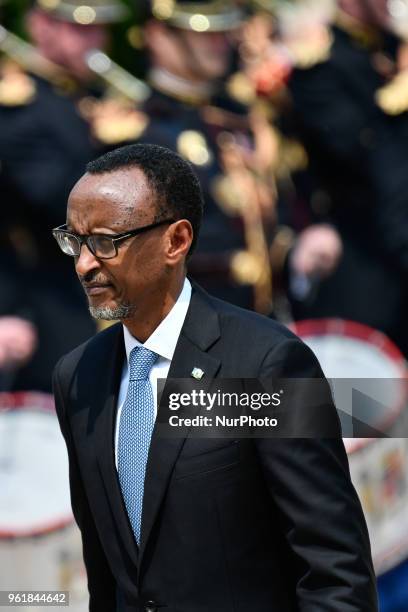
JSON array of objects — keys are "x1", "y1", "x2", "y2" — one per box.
[{"x1": 114, "y1": 278, "x2": 192, "y2": 467}]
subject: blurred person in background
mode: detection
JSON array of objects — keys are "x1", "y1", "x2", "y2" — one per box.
[
  {"x1": 285, "y1": 0, "x2": 408, "y2": 357},
  {"x1": 229, "y1": 0, "x2": 343, "y2": 315},
  {"x1": 127, "y1": 0, "x2": 277, "y2": 313},
  {"x1": 0, "y1": 0, "x2": 127, "y2": 392},
  {"x1": 104, "y1": 0, "x2": 342, "y2": 317},
  {"x1": 0, "y1": 316, "x2": 37, "y2": 370}
]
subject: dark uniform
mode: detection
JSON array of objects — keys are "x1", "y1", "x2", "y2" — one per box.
[
  {"x1": 287, "y1": 12, "x2": 408, "y2": 356},
  {"x1": 0, "y1": 0, "x2": 126, "y2": 391}
]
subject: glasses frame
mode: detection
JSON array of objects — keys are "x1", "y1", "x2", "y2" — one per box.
[{"x1": 52, "y1": 219, "x2": 175, "y2": 260}]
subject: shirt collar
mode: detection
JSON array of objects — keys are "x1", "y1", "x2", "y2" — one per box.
[
  {"x1": 122, "y1": 277, "x2": 192, "y2": 363},
  {"x1": 148, "y1": 68, "x2": 214, "y2": 105}
]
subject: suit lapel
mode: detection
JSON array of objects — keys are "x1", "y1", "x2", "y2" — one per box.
[
  {"x1": 138, "y1": 285, "x2": 221, "y2": 572},
  {"x1": 93, "y1": 325, "x2": 140, "y2": 569}
]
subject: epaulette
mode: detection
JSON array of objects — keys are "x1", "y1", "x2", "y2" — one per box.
[
  {"x1": 275, "y1": 136, "x2": 309, "y2": 177},
  {"x1": 78, "y1": 97, "x2": 149, "y2": 144},
  {"x1": 0, "y1": 62, "x2": 36, "y2": 106},
  {"x1": 226, "y1": 71, "x2": 256, "y2": 106},
  {"x1": 94, "y1": 109, "x2": 149, "y2": 143},
  {"x1": 211, "y1": 173, "x2": 242, "y2": 217},
  {"x1": 230, "y1": 250, "x2": 265, "y2": 286},
  {"x1": 177, "y1": 130, "x2": 213, "y2": 167},
  {"x1": 376, "y1": 71, "x2": 408, "y2": 115},
  {"x1": 288, "y1": 24, "x2": 333, "y2": 69}
]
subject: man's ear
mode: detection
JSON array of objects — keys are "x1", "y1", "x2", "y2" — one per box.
[{"x1": 166, "y1": 220, "x2": 193, "y2": 265}]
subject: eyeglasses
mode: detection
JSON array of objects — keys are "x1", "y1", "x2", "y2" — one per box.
[{"x1": 52, "y1": 219, "x2": 175, "y2": 260}]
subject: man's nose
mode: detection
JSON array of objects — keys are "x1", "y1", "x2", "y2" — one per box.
[{"x1": 75, "y1": 243, "x2": 101, "y2": 277}]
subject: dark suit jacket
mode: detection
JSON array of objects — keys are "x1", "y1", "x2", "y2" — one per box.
[{"x1": 52, "y1": 284, "x2": 378, "y2": 612}]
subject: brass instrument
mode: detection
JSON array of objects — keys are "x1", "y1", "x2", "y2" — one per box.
[
  {"x1": 85, "y1": 49, "x2": 150, "y2": 104},
  {"x1": 216, "y1": 111, "x2": 278, "y2": 315}
]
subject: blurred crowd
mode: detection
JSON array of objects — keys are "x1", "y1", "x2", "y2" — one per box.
[{"x1": 0, "y1": 0, "x2": 407, "y2": 391}]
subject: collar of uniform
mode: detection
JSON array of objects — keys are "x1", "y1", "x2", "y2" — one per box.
[
  {"x1": 335, "y1": 9, "x2": 384, "y2": 49},
  {"x1": 148, "y1": 67, "x2": 214, "y2": 106},
  {"x1": 122, "y1": 277, "x2": 192, "y2": 363}
]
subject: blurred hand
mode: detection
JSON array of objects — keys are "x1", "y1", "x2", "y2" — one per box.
[
  {"x1": 0, "y1": 317, "x2": 38, "y2": 369},
  {"x1": 291, "y1": 224, "x2": 343, "y2": 278}
]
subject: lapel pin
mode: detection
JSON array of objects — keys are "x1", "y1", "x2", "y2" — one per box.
[{"x1": 191, "y1": 367, "x2": 204, "y2": 380}]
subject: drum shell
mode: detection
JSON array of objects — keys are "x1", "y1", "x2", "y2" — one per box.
[{"x1": 0, "y1": 393, "x2": 88, "y2": 611}]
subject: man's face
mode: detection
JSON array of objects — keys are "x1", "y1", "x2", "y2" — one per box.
[
  {"x1": 67, "y1": 168, "x2": 171, "y2": 320},
  {"x1": 181, "y1": 30, "x2": 232, "y2": 80},
  {"x1": 146, "y1": 20, "x2": 233, "y2": 82},
  {"x1": 54, "y1": 20, "x2": 109, "y2": 80},
  {"x1": 28, "y1": 11, "x2": 109, "y2": 81}
]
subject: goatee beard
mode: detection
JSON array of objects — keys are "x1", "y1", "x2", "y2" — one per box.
[{"x1": 89, "y1": 303, "x2": 135, "y2": 320}]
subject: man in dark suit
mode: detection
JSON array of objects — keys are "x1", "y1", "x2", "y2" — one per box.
[{"x1": 52, "y1": 143, "x2": 378, "y2": 611}]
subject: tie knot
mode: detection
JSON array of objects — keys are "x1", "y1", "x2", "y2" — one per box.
[{"x1": 128, "y1": 346, "x2": 158, "y2": 381}]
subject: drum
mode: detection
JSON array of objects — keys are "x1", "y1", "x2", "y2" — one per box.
[
  {"x1": 291, "y1": 319, "x2": 408, "y2": 575},
  {"x1": 0, "y1": 392, "x2": 88, "y2": 611}
]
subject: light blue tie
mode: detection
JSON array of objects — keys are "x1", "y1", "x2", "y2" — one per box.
[{"x1": 118, "y1": 345, "x2": 158, "y2": 544}]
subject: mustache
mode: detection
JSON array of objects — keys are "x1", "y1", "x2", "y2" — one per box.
[{"x1": 79, "y1": 271, "x2": 112, "y2": 286}]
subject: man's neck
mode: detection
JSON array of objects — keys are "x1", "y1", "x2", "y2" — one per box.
[{"x1": 122, "y1": 275, "x2": 186, "y2": 343}]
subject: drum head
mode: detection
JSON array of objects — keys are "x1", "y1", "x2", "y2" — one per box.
[
  {"x1": 291, "y1": 318, "x2": 407, "y2": 448},
  {"x1": 292, "y1": 319, "x2": 408, "y2": 573},
  {"x1": 292, "y1": 318, "x2": 406, "y2": 379}
]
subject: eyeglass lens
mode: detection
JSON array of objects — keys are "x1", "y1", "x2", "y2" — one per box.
[
  {"x1": 54, "y1": 232, "x2": 117, "y2": 259},
  {"x1": 89, "y1": 235, "x2": 116, "y2": 258},
  {"x1": 56, "y1": 233, "x2": 80, "y2": 256}
]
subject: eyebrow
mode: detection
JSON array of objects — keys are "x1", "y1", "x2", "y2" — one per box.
[{"x1": 65, "y1": 225, "x2": 120, "y2": 236}]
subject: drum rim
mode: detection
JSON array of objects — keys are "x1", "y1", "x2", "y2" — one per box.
[
  {"x1": 0, "y1": 391, "x2": 75, "y2": 538},
  {"x1": 290, "y1": 318, "x2": 408, "y2": 454},
  {"x1": 375, "y1": 532, "x2": 408, "y2": 575}
]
